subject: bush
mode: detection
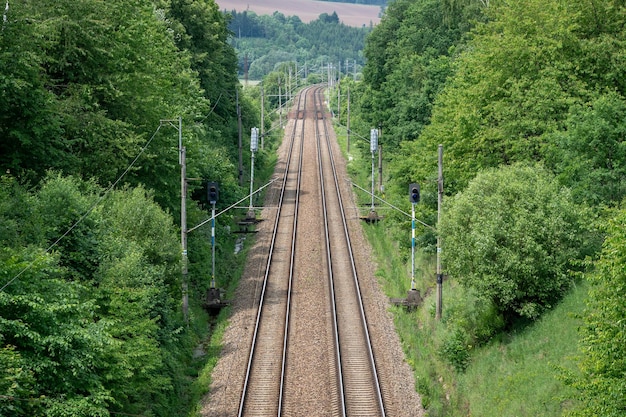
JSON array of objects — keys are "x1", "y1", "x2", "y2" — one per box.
[
  {"x1": 439, "y1": 286, "x2": 505, "y2": 371},
  {"x1": 567, "y1": 206, "x2": 626, "y2": 416},
  {"x1": 440, "y1": 163, "x2": 590, "y2": 321},
  {"x1": 441, "y1": 328, "x2": 472, "y2": 372}
]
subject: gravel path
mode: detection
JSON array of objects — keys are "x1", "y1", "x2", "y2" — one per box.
[{"x1": 200, "y1": 91, "x2": 424, "y2": 417}]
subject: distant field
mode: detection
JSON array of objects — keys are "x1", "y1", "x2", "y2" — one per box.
[{"x1": 215, "y1": 0, "x2": 382, "y2": 27}]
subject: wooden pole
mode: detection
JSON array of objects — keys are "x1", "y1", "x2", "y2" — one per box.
[
  {"x1": 436, "y1": 144, "x2": 443, "y2": 320},
  {"x1": 260, "y1": 87, "x2": 265, "y2": 149},
  {"x1": 337, "y1": 85, "x2": 340, "y2": 120},
  {"x1": 346, "y1": 88, "x2": 351, "y2": 153},
  {"x1": 237, "y1": 90, "x2": 243, "y2": 186}
]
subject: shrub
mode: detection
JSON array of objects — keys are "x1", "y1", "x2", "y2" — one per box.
[
  {"x1": 567, "y1": 206, "x2": 626, "y2": 416},
  {"x1": 440, "y1": 163, "x2": 590, "y2": 321},
  {"x1": 439, "y1": 286, "x2": 505, "y2": 371}
]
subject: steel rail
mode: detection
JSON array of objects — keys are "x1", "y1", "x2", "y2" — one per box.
[
  {"x1": 238, "y1": 87, "x2": 311, "y2": 417},
  {"x1": 313, "y1": 86, "x2": 348, "y2": 417},
  {"x1": 314, "y1": 87, "x2": 386, "y2": 416},
  {"x1": 277, "y1": 86, "x2": 307, "y2": 416}
]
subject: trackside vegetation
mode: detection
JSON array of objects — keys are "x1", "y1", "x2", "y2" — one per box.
[
  {"x1": 226, "y1": 9, "x2": 372, "y2": 80},
  {"x1": 0, "y1": 1, "x2": 275, "y2": 416},
  {"x1": 330, "y1": 0, "x2": 626, "y2": 415}
]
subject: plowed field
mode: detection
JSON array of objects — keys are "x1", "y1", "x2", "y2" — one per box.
[{"x1": 216, "y1": 0, "x2": 382, "y2": 27}]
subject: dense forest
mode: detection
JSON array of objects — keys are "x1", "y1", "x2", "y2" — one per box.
[
  {"x1": 335, "y1": 0, "x2": 626, "y2": 415},
  {"x1": 0, "y1": 1, "x2": 267, "y2": 416},
  {"x1": 225, "y1": 10, "x2": 372, "y2": 80}
]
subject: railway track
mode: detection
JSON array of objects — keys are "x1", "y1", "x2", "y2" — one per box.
[
  {"x1": 314, "y1": 89, "x2": 385, "y2": 416},
  {"x1": 238, "y1": 86, "x2": 386, "y2": 417}
]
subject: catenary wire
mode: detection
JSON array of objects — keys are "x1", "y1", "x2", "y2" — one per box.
[{"x1": 0, "y1": 123, "x2": 165, "y2": 292}]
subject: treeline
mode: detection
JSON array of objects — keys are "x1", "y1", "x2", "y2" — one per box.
[
  {"x1": 225, "y1": 10, "x2": 372, "y2": 79},
  {"x1": 0, "y1": 1, "x2": 264, "y2": 416},
  {"x1": 339, "y1": 0, "x2": 626, "y2": 414}
]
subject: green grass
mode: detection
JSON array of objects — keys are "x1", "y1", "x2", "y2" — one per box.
[
  {"x1": 364, "y1": 221, "x2": 459, "y2": 416},
  {"x1": 188, "y1": 305, "x2": 232, "y2": 417},
  {"x1": 457, "y1": 282, "x2": 584, "y2": 417}
]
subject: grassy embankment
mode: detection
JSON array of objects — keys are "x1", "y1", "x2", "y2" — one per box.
[{"x1": 333, "y1": 122, "x2": 585, "y2": 417}]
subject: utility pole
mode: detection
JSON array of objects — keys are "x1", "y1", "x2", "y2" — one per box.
[
  {"x1": 327, "y1": 63, "x2": 332, "y2": 87},
  {"x1": 211, "y1": 200, "x2": 216, "y2": 288},
  {"x1": 160, "y1": 117, "x2": 188, "y2": 321},
  {"x1": 287, "y1": 67, "x2": 291, "y2": 101},
  {"x1": 337, "y1": 85, "x2": 341, "y2": 120},
  {"x1": 347, "y1": 88, "x2": 350, "y2": 153},
  {"x1": 409, "y1": 183, "x2": 420, "y2": 290},
  {"x1": 237, "y1": 90, "x2": 243, "y2": 186},
  {"x1": 207, "y1": 183, "x2": 219, "y2": 289},
  {"x1": 278, "y1": 84, "x2": 283, "y2": 128},
  {"x1": 248, "y1": 128, "x2": 259, "y2": 219},
  {"x1": 260, "y1": 87, "x2": 265, "y2": 149},
  {"x1": 181, "y1": 144, "x2": 188, "y2": 321},
  {"x1": 370, "y1": 129, "x2": 378, "y2": 213},
  {"x1": 436, "y1": 144, "x2": 444, "y2": 320}
]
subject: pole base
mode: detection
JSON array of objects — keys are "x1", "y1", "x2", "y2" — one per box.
[
  {"x1": 360, "y1": 209, "x2": 382, "y2": 223},
  {"x1": 203, "y1": 287, "x2": 229, "y2": 313},
  {"x1": 390, "y1": 289, "x2": 422, "y2": 310}
]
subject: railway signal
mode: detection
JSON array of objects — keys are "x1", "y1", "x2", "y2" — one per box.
[
  {"x1": 250, "y1": 127, "x2": 259, "y2": 152},
  {"x1": 207, "y1": 181, "x2": 219, "y2": 290},
  {"x1": 208, "y1": 182, "x2": 219, "y2": 205},
  {"x1": 369, "y1": 129, "x2": 379, "y2": 219},
  {"x1": 409, "y1": 183, "x2": 420, "y2": 291},
  {"x1": 370, "y1": 128, "x2": 378, "y2": 153},
  {"x1": 248, "y1": 128, "x2": 259, "y2": 220},
  {"x1": 409, "y1": 183, "x2": 420, "y2": 204}
]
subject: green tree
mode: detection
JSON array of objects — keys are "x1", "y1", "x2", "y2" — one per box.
[
  {"x1": 545, "y1": 92, "x2": 626, "y2": 206},
  {"x1": 402, "y1": 0, "x2": 626, "y2": 199},
  {"x1": 0, "y1": 0, "x2": 211, "y2": 207},
  {"x1": 359, "y1": 0, "x2": 483, "y2": 149},
  {"x1": 0, "y1": 247, "x2": 112, "y2": 417},
  {"x1": 440, "y1": 164, "x2": 590, "y2": 321},
  {"x1": 0, "y1": 345, "x2": 41, "y2": 416},
  {"x1": 567, "y1": 206, "x2": 626, "y2": 417},
  {"x1": 406, "y1": 0, "x2": 587, "y2": 196},
  {"x1": 0, "y1": 175, "x2": 186, "y2": 416},
  {"x1": 0, "y1": 2, "x2": 63, "y2": 181}
]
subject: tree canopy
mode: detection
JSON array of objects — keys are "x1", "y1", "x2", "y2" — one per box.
[
  {"x1": 0, "y1": 175, "x2": 181, "y2": 416},
  {"x1": 343, "y1": 0, "x2": 626, "y2": 412},
  {"x1": 0, "y1": 1, "x2": 259, "y2": 415},
  {"x1": 0, "y1": 0, "x2": 251, "y2": 213}
]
